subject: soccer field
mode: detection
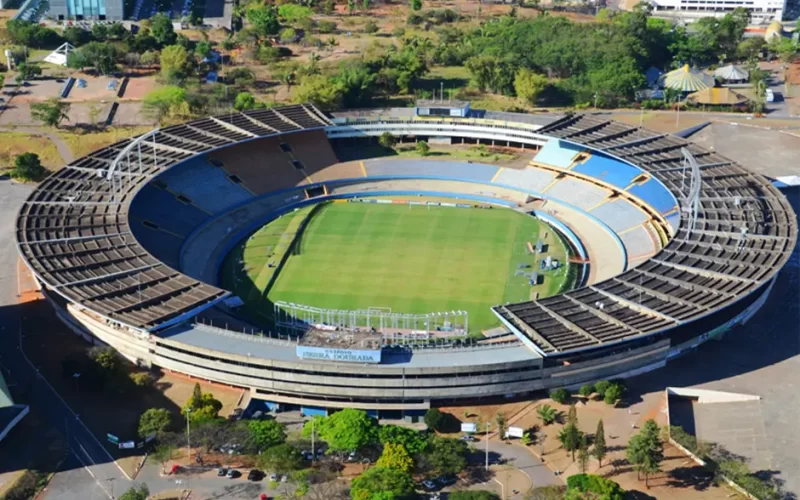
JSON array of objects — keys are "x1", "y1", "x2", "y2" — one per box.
[{"x1": 221, "y1": 201, "x2": 575, "y2": 332}]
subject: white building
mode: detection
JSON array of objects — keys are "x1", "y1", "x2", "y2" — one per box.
[{"x1": 649, "y1": 0, "x2": 786, "y2": 23}]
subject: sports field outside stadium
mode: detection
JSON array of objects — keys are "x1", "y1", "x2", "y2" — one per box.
[{"x1": 220, "y1": 200, "x2": 576, "y2": 332}]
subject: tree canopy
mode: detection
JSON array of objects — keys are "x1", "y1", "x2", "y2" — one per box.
[
  {"x1": 302, "y1": 409, "x2": 378, "y2": 453},
  {"x1": 257, "y1": 443, "x2": 305, "y2": 474},
  {"x1": 11, "y1": 152, "x2": 47, "y2": 182},
  {"x1": 378, "y1": 425, "x2": 428, "y2": 455},
  {"x1": 425, "y1": 436, "x2": 468, "y2": 476},
  {"x1": 182, "y1": 383, "x2": 223, "y2": 423},
  {"x1": 247, "y1": 419, "x2": 286, "y2": 451},
  {"x1": 350, "y1": 467, "x2": 416, "y2": 500},
  {"x1": 138, "y1": 408, "x2": 173, "y2": 438},
  {"x1": 626, "y1": 419, "x2": 664, "y2": 487},
  {"x1": 376, "y1": 443, "x2": 414, "y2": 473}
]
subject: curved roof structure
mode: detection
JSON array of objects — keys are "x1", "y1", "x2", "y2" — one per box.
[
  {"x1": 661, "y1": 65, "x2": 715, "y2": 92},
  {"x1": 714, "y1": 64, "x2": 749, "y2": 82},
  {"x1": 15, "y1": 107, "x2": 797, "y2": 361}
]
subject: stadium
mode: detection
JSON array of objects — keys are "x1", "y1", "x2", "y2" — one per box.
[{"x1": 15, "y1": 103, "x2": 797, "y2": 418}]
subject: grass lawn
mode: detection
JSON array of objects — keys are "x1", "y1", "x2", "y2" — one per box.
[
  {"x1": 0, "y1": 131, "x2": 63, "y2": 169},
  {"x1": 222, "y1": 200, "x2": 574, "y2": 332}
]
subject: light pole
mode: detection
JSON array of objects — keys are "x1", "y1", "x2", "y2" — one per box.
[
  {"x1": 484, "y1": 422, "x2": 490, "y2": 470},
  {"x1": 185, "y1": 408, "x2": 192, "y2": 460}
]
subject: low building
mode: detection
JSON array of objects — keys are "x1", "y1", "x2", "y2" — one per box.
[
  {"x1": 46, "y1": 0, "x2": 124, "y2": 21},
  {"x1": 650, "y1": 0, "x2": 786, "y2": 24}
]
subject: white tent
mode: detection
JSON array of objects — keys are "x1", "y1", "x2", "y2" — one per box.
[{"x1": 43, "y1": 42, "x2": 75, "y2": 66}]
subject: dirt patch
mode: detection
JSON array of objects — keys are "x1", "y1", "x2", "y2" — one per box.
[{"x1": 0, "y1": 130, "x2": 63, "y2": 169}]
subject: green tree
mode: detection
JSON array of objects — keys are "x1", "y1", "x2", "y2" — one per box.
[
  {"x1": 247, "y1": 4, "x2": 281, "y2": 36},
  {"x1": 350, "y1": 467, "x2": 415, "y2": 500},
  {"x1": 257, "y1": 443, "x2": 305, "y2": 474},
  {"x1": 150, "y1": 13, "x2": 177, "y2": 46},
  {"x1": 558, "y1": 422, "x2": 582, "y2": 461},
  {"x1": 247, "y1": 419, "x2": 286, "y2": 450},
  {"x1": 536, "y1": 404, "x2": 557, "y2": 426},
  {"x1": 593, "y1": 419, "x2": 607, "y2": 468},
  {"x1": 577, "y1": 435, "x2": 590, "y2": 473},
  {"x1": 578, "y1": 384, "x2": 594, "y2": 398},
  {"x1": 376, "y1": 443, "x2": 414, "y2": 473},
  {"x1": 119, "y1": 483, "x2": 149, "y2": 500},
  {"x1": 514, "y1": 68, "x2": 549, "y2": 105},
  {"x1": 234, "y1": 92, "x2": 257, "y2": 111},
  {"x1": 63, "y1": 26, "x2": 90, "y2": 46},
  {"x1": 426, "y1": 436, "x2": 468, "y2": 476},
  {"x1": 280, "y1": 27, "x2": 298, "y2": 43},
  {"x1": 378, "y1": 425, "x2": 428, "y2": 455},
  {"x1": 182, "y1": 383, "x2": 223, "y2": 423},
  {"x1": 415, "y1": 140, "x2": 430, "y2": 156},
  {"x1": 92, "y1": 23, "x2": 109, "y2": 41},
  {"x1": 303, "y1": 408, "x2": 378, "y2": 453},
  {"x1": 278, "y1": 3, "x2": 312, "y2": 23},
  {"x1": 11, "y1": 152, "x2": 46, "y2": 182},
  {"x1": 143, "y1": 86, "x2": 188, "y2": 120},
  {"x1": 411, "y1": 0, "x2": 422, "y2": 11},
  {"x1": 465, "y1": 55, "x2": 517, "y2": 95},
  {"x1": 378, "y1": 131, "x2": 396, "y2": 149},
  {"x1": 362, "y1": 0, "x2": 370, "y2": 12},
  {"x1": 16, "y1": 62, "x2": 42, "y2": 82},
  {"x1": 604, "y1": 384, "x2": 623, "y2": 405},
  {"x1": 423, "y1": 408, "x2": 446, "y2": 431},
  {"x1": 151, "y1": 443, "x2": 175, "y2": 473},
  {"x1": 496, "y1": 412, "x2": 508, "y2": 440},
  {"x1": 566, "y1": 474, "x2": 624, "y2": 500},
  {"x1": 626, "y1": 419, "x2": 663, "y2": 488},
  {"x1": 160, "y1": 44, "x2": 192, "y2": 83},
  {"x1": 71, "y1": 42, "x2": 119, "y2": 75},
  {"x1": 347, "y1": 0, "x2": 356, "y2": 15},
  {"x1": 293, "y1": 74, "x2": 344, "y2": 110},
  {"x1": 550, "y1": 388, "x2": 570, "y2": 404},
  {"x1": 138, "y1": 408, "x2": 172, "y2": 438},
  {"x1": 195, "y1": 41, "x2": 212, "y2": 60}
]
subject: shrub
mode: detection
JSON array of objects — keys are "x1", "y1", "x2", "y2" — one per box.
[
  {"x1": 603, "y1": 383, "x2": 623, "y2": 405},
  {"x1": 407, "y1": 13, "x2": 424, "y2": 25},
  {"x1": 378, "y1": 131, "x2": 396, "y2": 149},
  {"x1": 11, "y1": 152, "x2": 47, "y2": 182},
  {"x1": 415, "y1": 140, "x2": 430, "y2": 156},
  {"x1": 566, "y1": 474, "x2": 625, "y2": 500},
  {"x1": 393, "y1": 26, "x2": 406, "y2": 38},
  {"x1": 364, "y1": 21, "x2": 379, "y2": 34},
  {"x1": 593, "y1": 380, "x2": 611, "y2": 398},
  {"x1": 318, "y1": 20, "x2": 337, "y2": 34},
  {"x1": 129, "y1": 372, "x2": 154, "y2": 387},
  {"x1": 578, "y1": 384, "x2": 594, "y2": 397},
  {"x1": 279, "y1": 28, "x2": 299, "y2": 43},
  {"x1": 550, "y1": 388, "x2": 570, "y2": 404}
]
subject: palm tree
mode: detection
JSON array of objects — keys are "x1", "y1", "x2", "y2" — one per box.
[{"x1": 536, "y1": 404, "x2": 557, "y2": 426}]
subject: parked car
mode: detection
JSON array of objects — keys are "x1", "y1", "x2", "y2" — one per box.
[
  {"x1": 252, "y1": 411, "x2": 264, "y2": 420},
  {"x1": 227, "y1": 468, "x2": 241, "y2": 479},
  {"x1": 247, "y1": 469, "x2": 264, "y2": 481},
  {"x1": 422, "y1": 480, "x2": 439, "y2": 491},
  {"x1": 217, "y1": 467, "x2": 228, "y2": 477},
  {"x1": 460, "y1": 435, "x2": 476, "y2": 442},
  {"x1": 437, "y1": 475, "x2": 457, "y2": 487},
  {"x1": 269, "y1": 473, "x2": 278, "y2": 481}
]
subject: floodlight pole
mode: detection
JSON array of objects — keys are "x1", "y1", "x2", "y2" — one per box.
[
  {"x1": 485, "y1": 422, "x2": 490, "y2": 470},
  {"x1": 186, "y1": 409, "x2": 192, "y2": 459}
]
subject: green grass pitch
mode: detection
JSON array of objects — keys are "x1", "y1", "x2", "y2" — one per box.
[{"x1": 220, "y1": 201, "x2": 575, "y2": 332}]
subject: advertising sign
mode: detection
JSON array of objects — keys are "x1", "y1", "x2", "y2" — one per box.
[
  {"x1": 505, "y1": 426, "x2": 524, "y2": 439},
  {"x1": 296, "y1": 345, "x2": 381, "y2": 364},
  {"x1": 461, "y1": 423, "x2": 477, "y2": 433}
]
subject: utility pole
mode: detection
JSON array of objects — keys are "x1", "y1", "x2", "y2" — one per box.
[
  {"x1": 485, "y1": 422, "x2": 490, "y2": 470},
  {"x1": 186, "y1": 409, "x2": 192, "y2": 460}
]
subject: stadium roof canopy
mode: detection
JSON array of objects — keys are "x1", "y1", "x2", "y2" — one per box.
[{"x1": 660, "y1": 65, "x2": 715, "y2": 92}]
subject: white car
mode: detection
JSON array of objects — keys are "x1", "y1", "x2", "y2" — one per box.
[{"x1": 765, "y1": 89, "x2": 775, "y2": 103}]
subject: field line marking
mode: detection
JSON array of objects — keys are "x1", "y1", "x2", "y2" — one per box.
[
  {"x1": 359, "y1": 161, "x2": 367, "y2": 177},
  {"x1": 617, "y1": 223, "x2": 644, "y2": 235},
  {"x1": 490, "y1": 167, "x2": 504, "y2": 183},
  {"x1": 586, "y1": 197, "x2": 611, "y2": 212}
]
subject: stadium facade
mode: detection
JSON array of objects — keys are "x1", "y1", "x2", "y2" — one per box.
[{"x1": 16, "y1": 105, "x2": 797, "y2": 416}]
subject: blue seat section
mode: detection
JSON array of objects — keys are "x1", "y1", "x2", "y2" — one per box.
[
  {"x1": 129, "y1": 220, "x2": 183, "y2": 269},
  {"x1": 620, "y1": 225, "x2": 657, "y2": 259},
  {"x1": 130, "y1": 184, "x2": 210, "y2": 237},
  {"x1": 666, "y1": 211, "x2": 681, "y2": 232},
  {"x1": 572, "y1": 154, "x2": 641, "y2": 189},
  {"x1": 494, "y1": 167, "x2": 555, "y2": 193},
  {"x1": 545, "y1": 178, "x2": 609, "y2": 211},
  {"x1": 590, "y1": 199, "x2": 648, "y2": 232},
  {"x1": 628, "y1": 180, "x2": 678, "y2": 214},
  {"x1": 157, "y1": 157, "x2": 254, "y2": 214},
  {"x1": 533, "y1": 140, "x2": 584, "y2": 169},
  {"x1": 364, "y1": 159, "x2": 499, "y2": 182}
]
